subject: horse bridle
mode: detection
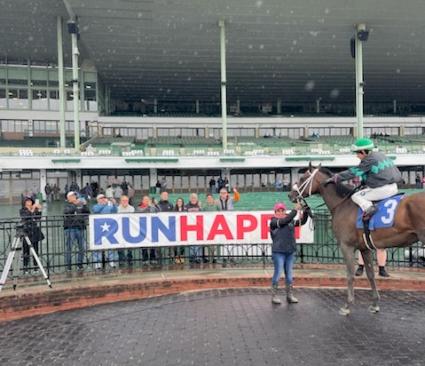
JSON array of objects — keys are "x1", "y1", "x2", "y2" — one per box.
[
  {"x1": 292, "y1": 168, "x2": 319, "y2": 200},
  {"x1": 292, "y1": 168, "x2": 320, "y2": 215}
]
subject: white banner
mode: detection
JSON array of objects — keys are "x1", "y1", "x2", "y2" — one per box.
[{"x1": 88, "y1": 211, "x2": 314, "y2": 250}]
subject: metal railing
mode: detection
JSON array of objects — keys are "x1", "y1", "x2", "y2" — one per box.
[{"x1": 0, "y1": 210, "x2": 424, "y2": 279}]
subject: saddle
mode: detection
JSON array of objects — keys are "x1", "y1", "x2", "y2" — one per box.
[{"x1": 357, "y1": 194, "x2": 405, "y2": 250}]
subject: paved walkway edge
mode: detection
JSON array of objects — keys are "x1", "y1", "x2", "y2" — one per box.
[{"x1": 1, "y1": 270, "x2": 425, "y2": 322}]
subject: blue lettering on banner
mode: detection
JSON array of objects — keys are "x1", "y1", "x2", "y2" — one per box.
[
  {"x1": 122, "y1": 217, "x2": 147, "y2": 244},
  {"x1": 152, "y1": 216, "x2": 176, "y2": 242},
  {"x1": 94, "y1": 218, "x2": 119, "y2": 245}
]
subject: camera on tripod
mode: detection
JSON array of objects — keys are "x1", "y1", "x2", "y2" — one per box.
[{"x1": 15, "y1": 222, "x2": 26, "y2": 236}]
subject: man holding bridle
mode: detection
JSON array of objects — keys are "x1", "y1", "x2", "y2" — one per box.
[{"x1": 325, "y1": 138, "x2": 402, "y2": 220}]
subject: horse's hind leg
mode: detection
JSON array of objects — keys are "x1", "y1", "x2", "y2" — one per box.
[
  {"x1": 339, "y1": 242, "x2": 356, "y2": 316},
  {"x1": 361, "y1": 249, "x2": 380, "y2": 313}
]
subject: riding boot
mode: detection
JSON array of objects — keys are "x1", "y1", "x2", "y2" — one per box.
[
  {"x1": 271, "y1": 284, "x2": 282, "y2": 304},
  {"x1": 355, "y1": 265, "x2": 364, "y2": 276},
  {"x1": 286, "y1": 284, "x2": 298, "y2": 304},
  {"x1": 378, "y1": 266, "x2": 390, "y2": 277},
  {"x1": 362, "y1": 205, "x2": 378, "y2": 220}
]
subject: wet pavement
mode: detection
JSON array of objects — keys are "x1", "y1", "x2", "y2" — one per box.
[{"x1": 0, "y1": 288, "x2": 424, "y2": 366}]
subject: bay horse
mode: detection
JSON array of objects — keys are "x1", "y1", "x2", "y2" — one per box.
[{"x1": 289, "y1": 164, "x2": 425, "y2": 315}]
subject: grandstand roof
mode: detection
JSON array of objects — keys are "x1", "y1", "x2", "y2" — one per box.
[{"x1": 1, "y1": 0, "x2": 425, "y2": 103}]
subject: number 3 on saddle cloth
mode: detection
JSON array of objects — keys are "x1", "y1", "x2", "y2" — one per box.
[{"x1": 355, "y1": 194, "x2": 405, "y2": 231}]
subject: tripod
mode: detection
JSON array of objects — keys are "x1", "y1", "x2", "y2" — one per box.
[{"x1": 0, "y1": 226, "x2": 52, "y2": 291}]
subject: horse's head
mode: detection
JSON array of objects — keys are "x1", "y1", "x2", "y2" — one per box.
[{"x1": 289, "y1": 163, "x2": 329, "y2": 202}]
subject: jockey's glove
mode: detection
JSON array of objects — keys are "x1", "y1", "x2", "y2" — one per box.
[{"x1": 324, "y1": 175, "x2": 340, "y2": 186}]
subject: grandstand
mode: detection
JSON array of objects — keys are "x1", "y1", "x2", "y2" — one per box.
[{"x1": 1, "y1": 1, "x2": 425, "y2": 201}]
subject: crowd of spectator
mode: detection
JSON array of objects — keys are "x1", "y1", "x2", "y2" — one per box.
[
  {"x1": 46, "y1": 181, "x2": 240, "y2": 270},
  {"x1": 20, "y1": 176, "x2": 242, "y2": 272}
]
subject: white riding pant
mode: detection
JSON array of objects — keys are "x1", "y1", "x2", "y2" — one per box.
[{"x1": 351, "y1": 183, "x2": 398, "y2": 211}]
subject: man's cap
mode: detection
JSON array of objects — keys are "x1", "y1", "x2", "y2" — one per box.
[
  {"x1": 96, "y1": 194, "x2": 106, "y2": 200},
  {"x1": 66, "y1": 191, "x2": 77, "y2": 199}
]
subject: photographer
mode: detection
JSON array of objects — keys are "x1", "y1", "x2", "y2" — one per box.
[
  {"x1": 63, "y1": 191, "x2": 90, "y2": 271},
  {"x1": 19, "y1": 196, "x2": 44, "y2": 273}
]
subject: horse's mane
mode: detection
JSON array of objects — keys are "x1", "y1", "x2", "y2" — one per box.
[{"x1": 318, "y1": 167, "x2": 356, "y2": 198}]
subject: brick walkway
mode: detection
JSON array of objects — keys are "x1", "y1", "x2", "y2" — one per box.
[
  {"x1": 0, "y1": 288, "x2": 424, "y2": 366},
  {"x1": 1, "y1": 265, "x2": 425, "y2": 321}
]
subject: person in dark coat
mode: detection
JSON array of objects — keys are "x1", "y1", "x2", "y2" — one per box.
[
  {"x1": 269, "y1": 201, "x2": 308, "y2": 304},
  {"x1": 63, "y1": 192, "x2": 90, "y2": 270},
  {"x1": 157, "y1": 191, "x2": 173, "y2": 212},
  {"x1": 19, "y1": 197, "x2": 44, "y2": 273}
]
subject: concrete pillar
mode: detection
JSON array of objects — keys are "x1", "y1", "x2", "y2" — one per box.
[
  {"x1": 76, "y1": 169, "x2": 82, "y2": 189},
  {"x1": 399, "y1": 125, "x2": 405, "y2": 137},
  {"x1": 290, "y1": 168, "x2": 299, "y2": 187},
  {"x1": 304, "y1": 126, "x2": 309, "y2": 138},
  {"x1": 393, "y1": 99, "x2": 397, "y2": 114},
  {"x1": 316, "y1": 98, "x2": 321, "y2": 114},
  {"x1": 154, "y1": 98, "x2": 158, "y2": 114},
  {"x1": 277, "y1": 98, "x2": 282, "y2": 115},
  {"x1": 149, "y1": 168, "x2": 158, "y2": 189},
  {"x1": 355, "y1": 24, "x2": 366, "y2": 138},
  {"x1": 195, "y1": 99, "x2": 200, "y2": 114},
  {"x1": 219, "y1": 19, "x2": 228, "y2": 150},
  {"x1": 40, "y1": 169, "x2": 47, "y2": 201},
  {"x1": 236, "y1": 99, "x2": 240, "y2": 114},
  {"x1": 70, "y1": 22, "x2": 80, "y2": 149},
  {"x1": 57, "y1": 16, "x2": 66, "y2": 148},
  {"x1": 27, "y1": 62, "x2": 32, "y2": 110}
]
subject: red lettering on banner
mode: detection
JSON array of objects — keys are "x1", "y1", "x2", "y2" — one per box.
[
  {"x1": 236, "y1": 214, "x2": 258, "y2": 239},
  {"x1": 207, "y1": 214, "x2": 234, "y2": 241},
  {"x1": 180, "y1": 215, "x2": 204, "y2": 241},
  {"x1": 260, "y1": 214, "x2": 274, "y2": 240}
]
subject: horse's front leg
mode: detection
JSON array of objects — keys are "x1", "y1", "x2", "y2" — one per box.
[
  {"x1": 361, "y1": 249, "x2": 380, "y2": 313},
  {"x1": 339, "y1": 242, "x2": 356, "y2": 316}
]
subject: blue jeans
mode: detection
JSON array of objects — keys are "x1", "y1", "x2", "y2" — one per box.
[
  {"x1": 190, "y1": 246, "x2": 202, "y2": 262},
  {"x1": 64, "y1": 228, "x2": 86, "y2": 269},
  {"x1": 93, "y1": 250, "x2": 118, "y2": 264},
  {"x1": 272, "y1": 252, "x2": 296, "y2": 286}
]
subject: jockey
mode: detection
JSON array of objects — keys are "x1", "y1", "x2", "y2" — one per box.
[{"x1": 326, "y1": 137, "x2": 402, "y2": 219}]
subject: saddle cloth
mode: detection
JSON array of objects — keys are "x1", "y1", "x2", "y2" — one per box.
[{"x1": 356, "y1": 194, "x2": 404, "y2": 231}]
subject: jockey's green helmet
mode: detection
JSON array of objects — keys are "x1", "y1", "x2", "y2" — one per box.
[{"x1": 351, "y1": 137, "x2": 374, "y2": 152}]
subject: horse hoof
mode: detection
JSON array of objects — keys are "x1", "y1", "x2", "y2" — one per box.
[
  {"x1": 368, "y1": 305, "x2": 380, "y2": 313},
  {"x1": 339, "y1": 307, "x2": 351, "y2": 316}
]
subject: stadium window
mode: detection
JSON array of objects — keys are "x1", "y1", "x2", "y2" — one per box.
[
  {"x1": 45, "y1": 121, "x2": 58, "y2": 134},
  {"x1": 65, "y1": 121, "x2": 74, "y2": 133},
  {"x1": 0, "y1": 67, "x2": 5, "y2": 85},
  {"x1": 66, "y1": 90, "x2": 74, "y2": 111},
  {"x1": 0, "y1": 88, "x2": 6, "y2": 108},
  {"x1": 8, "y1": 89, "x2": 28, "y2": 109},
  {"x1": 103, "y1": 127, "x2": 113, "y2": 136},
  {"x1": 14, "y1": 120, "x2": 28, "y2": 133},
  {"x1": 84, "y1": 87, "x2": 97, "y2": 112},
  {"x1": 64, "y1": 70, "x2": 73, "y2": 88},
  {"x1": 30, "y1": 68, "x2": 48, "y2": 87},
  {"x1": 33, "y1": 120, "x2": 45, "y2": 134},
  {"x1": 49, "y1": 90, "x2": 59, "y2": 110},
  {"x1": 48, "y1": 70, "x2": 59, "y2": 87},
  {"x1": 32, "y1": 89, "x2": 48, "y2": 110},
  {"x1": 7, "y1": 67, "x2": 28, "y2": 86}
]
